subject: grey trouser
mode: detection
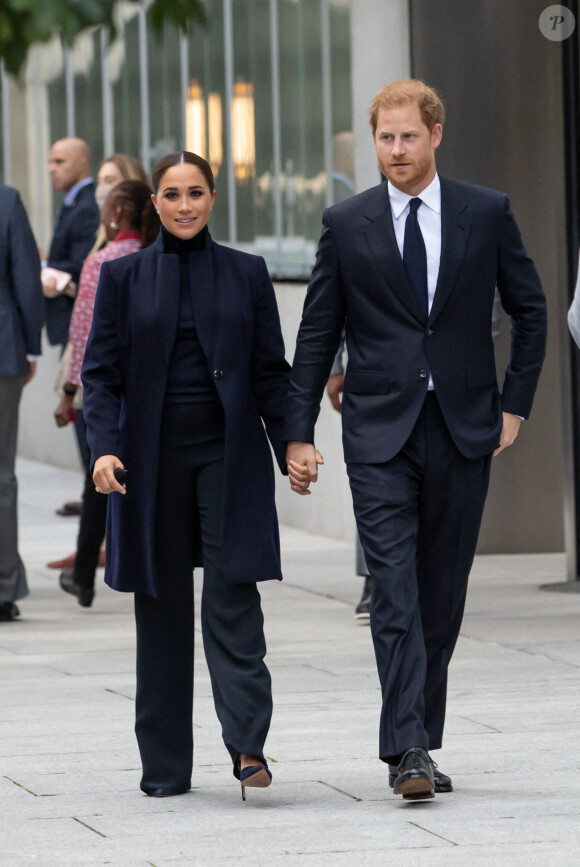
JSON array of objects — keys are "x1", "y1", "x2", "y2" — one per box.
[{"x1": 0, "y1": 376, "x2": 28, "y2": 602}]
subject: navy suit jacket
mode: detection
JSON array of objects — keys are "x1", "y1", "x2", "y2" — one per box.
[
  {"x1": 285, "y1": 178, "x2": 547, "y2": 462},
  {"x1": 46, "y1": 182, "x2": 100, "y2": 346},
  {"x1": 0, "y1": 185, "x2": 43, "y2": 376},
  {"x1": 82, "y1": 231, "x2": 291, "y2": 597}
]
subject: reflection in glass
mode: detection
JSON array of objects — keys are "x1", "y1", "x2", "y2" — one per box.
[{"x1": 12, "y1": 0, "x2": 352, "y2": 279}]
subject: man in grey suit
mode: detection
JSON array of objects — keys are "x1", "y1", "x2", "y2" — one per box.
[{"x1": 0, "y1": 184, "x2": 44, "y2": 621}]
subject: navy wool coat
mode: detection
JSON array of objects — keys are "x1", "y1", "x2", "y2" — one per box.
[{"x1": 81, "y1": 231, "x2": 291, "y2": 597}]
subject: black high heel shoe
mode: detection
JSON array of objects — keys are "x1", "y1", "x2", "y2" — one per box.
[{"x1": 239, "y1": 764, "x2": 272, "y2": 801}]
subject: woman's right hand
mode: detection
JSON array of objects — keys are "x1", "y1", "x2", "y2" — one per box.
[{"x1": 93, "y1": 455, "x2": 127, "y2": 495}]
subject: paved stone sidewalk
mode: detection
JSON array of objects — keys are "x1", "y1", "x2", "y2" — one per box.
[{"x1": 1, "y1": 458, "x2": 580, "y2": 866}]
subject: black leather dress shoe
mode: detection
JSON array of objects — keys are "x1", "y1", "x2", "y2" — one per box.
[
  {"x1": 389, "y1": 761, "x2": 452, "y2": 792},
  {"x1": 142, "y1": 786, "x2": 190, "y2": 798},
  {"x1": 0, "y1": 602, "x2": 20, "y2": 621},
  {"x1": 59, "y1": 569, "x2": 95, "y2": 608},
  {"x1": 392, "y1": 747, "x2": 435, "y2": 800}
]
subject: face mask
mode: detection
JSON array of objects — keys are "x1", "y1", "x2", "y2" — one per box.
[{"x1": 95, "y1": 183, "x2": 114, "y2": 211}]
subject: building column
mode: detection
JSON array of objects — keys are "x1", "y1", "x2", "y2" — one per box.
[{"x1": 350, "y1": 0, "x2": 410, "y2": 193}]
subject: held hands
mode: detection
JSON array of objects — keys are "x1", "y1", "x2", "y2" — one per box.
[
  {"x1": 493, "y1": 412, "x2": 522, "y2": 457},
  {"x1": 93, "y1": 455, "x2": 127, "y2": 495},
  {"x1": 287, "y1": 442, "x2": 324, "y2": 495}
]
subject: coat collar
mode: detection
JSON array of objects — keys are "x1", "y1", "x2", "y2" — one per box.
[
  {"x1": 362, "y1": 178, "x2": 471, "y2": 324},
  {"x1": 146, "y1": 228, "x2": 217, "y2": 368},
  {"x1": 147, "y1": 227, "x2": 214, "y2": 256}
]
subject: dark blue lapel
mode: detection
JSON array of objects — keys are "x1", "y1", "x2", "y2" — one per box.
[
  {"x1": 145, "y1": 229, "x2": 217, "y2": 371},
  {"x1": 363, "y1": 183, "x2": 427, "y2": 323},
  {"x1": 187, "y1": 240, "x2": 216, "y2": 369},
  {"x1": 143, "y1": 233, "x2": 180, "y2": 368},
  {"x1": 428, "y1": 178, "x2": 471, "y2": 325}
]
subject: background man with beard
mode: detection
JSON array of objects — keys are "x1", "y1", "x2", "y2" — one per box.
[{"x1": 285, "y1": 79, "x2": 547, "y2": 800}]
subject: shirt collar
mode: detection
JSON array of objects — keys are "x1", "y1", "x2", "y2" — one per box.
[
  {"x1": 388, "y1": 173, "x2": 441, "y2": 220},
  {"x1": 63, "y1": 177, "x2": 93, "y2": 207}
]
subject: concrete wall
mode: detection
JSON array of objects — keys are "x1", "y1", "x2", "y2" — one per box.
[{"x1": 410, "y1": 0, "x2": 569, "y2": 553}]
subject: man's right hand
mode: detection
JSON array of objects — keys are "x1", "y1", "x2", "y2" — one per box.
[
  {"x1": 286, "y1": 442, "x2": 324, "y2": 495},
  {"x1": 326, "y1": 373, "x2": 344, "y2": 413},
  {"x1": 93, "y1": 455, "x2": 127, "y2": 495}
]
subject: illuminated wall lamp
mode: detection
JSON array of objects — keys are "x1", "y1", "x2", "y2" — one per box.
[
  {"x1": 232, "y1": 78, "x2": 255, "y2": 184},
  {"x1": 186, "y1": 80, "x2": 206, "y2": 158},
  {"x1": 208, "y1": 92, "x2": 223, "y2": 177}
]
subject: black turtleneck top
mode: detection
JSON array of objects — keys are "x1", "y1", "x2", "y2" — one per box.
[{"x1": 162, "y1": 225, "x2": 220, "y2": 405}]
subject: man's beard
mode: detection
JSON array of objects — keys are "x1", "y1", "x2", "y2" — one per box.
[{"x1": 377, "y1": 153, "x2": 433, "y2": 191}]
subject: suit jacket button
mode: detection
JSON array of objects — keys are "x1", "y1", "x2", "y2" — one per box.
[
  {"x1": 419, "y1": 369, "x2": 428, "y2": 379},
  {"x1": 426, "y1": 328, "x2": 434, "y2": 336},
  {"x1": 213, "y1": 369, "x2": 223, "y2": 380}
]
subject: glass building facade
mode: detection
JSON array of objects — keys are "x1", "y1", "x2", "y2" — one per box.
[{"x1": 0, "y1": 0, "x2": 352, "y2": 279}]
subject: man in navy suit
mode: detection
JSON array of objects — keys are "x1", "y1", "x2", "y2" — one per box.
[
  {"x1": 0, "y1": 184, "x2": 44, "y2": 621},
  {"x1": 43, "y1": 138, "x2": 100, "y2": 499},
  {"x1": 285, "y1": 80, "x2": 547, "y2": 800},
  {"x1": 43, "y1": 137, "x2": 100, "y2": 348}
]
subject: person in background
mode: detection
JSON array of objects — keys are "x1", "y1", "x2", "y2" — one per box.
[
  {"x1": 326, "y1": 332, "x2": 371, "y2": 621},
  {"x1": 47, "y1": 153, "x2": 148, "y2": 567},
  {"x1": 90, "y1": 154, "x2": 149, "y2": 252},
  {"x1": 0, "y1": 184, "x2": 44, "y2": 621},
  {"x1": 43, "y1": 137, "x2": 100, "y2": 347},
  {"x1": 567, "y1": 254, "x2": 580, "y2": 348},
  {"x1": 82, "y1": 152, "x2": 292, "y2": 800},
  {"x1": 43, "y1": 137, "x2": 100, "y2": 518},
  {"x1": 54, "y1": 181, "x2": 159, "y2": 607}
]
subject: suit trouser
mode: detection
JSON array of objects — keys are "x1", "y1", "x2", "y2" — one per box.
[
  {"x1": 72, "y1": 464, "x2": 108, "y2": 590},
  {"x1": 134, "y1": 403, "x2": 272, "y2": 794},
  {"x1": 0, "y1": 376, "x2": 28, "y2": 603},
  {"x1": 347, "y1": 392, "x2": 492, "y2": 764},
  {"x1": 72, "y1": 409, "x2": 107, "y2": 591}
]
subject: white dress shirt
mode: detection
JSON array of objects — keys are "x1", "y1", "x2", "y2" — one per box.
[{"x1": 388, "y1": 173, "x2": 442, "y2": 388}]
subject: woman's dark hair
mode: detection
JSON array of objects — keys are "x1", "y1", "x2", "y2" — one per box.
[
  {"x1": 152, "y1": 151, "x2": 214, "y2": 194},
  {"x1": 108, "y1": 180, "x2": 159, "y2": 248}
]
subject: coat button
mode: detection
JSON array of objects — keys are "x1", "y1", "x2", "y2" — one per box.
[
  {"x1": 213, "y1": 369, "x2": 223, "y2": 380},
  {"x1": 419, "y1": 369, "x2": 428, "y2": 379},
  {"x1": 426, "y1": 328, "x2": 434, "y2": 336}
]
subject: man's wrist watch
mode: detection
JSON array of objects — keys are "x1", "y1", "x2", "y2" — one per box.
[{"x1": 63, "y1": 383, "x2": 77, "y2": 396}]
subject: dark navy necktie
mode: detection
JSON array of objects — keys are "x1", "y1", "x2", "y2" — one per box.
[{"x1": 403, "y1": 197, "x2": 428, "y2": 317}]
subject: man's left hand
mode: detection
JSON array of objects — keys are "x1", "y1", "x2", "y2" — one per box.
[{"x1": 493, "y1": 412, "x2": 522, "y2": 456}]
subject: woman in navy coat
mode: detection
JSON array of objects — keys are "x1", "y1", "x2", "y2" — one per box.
[{"x1": 82, "y1": 152, "x2": 291, "y2": 800}]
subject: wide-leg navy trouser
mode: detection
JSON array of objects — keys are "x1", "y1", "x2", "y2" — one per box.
[{"x1": 134, "y1": 402, "x2": 272, "y2": 795}]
